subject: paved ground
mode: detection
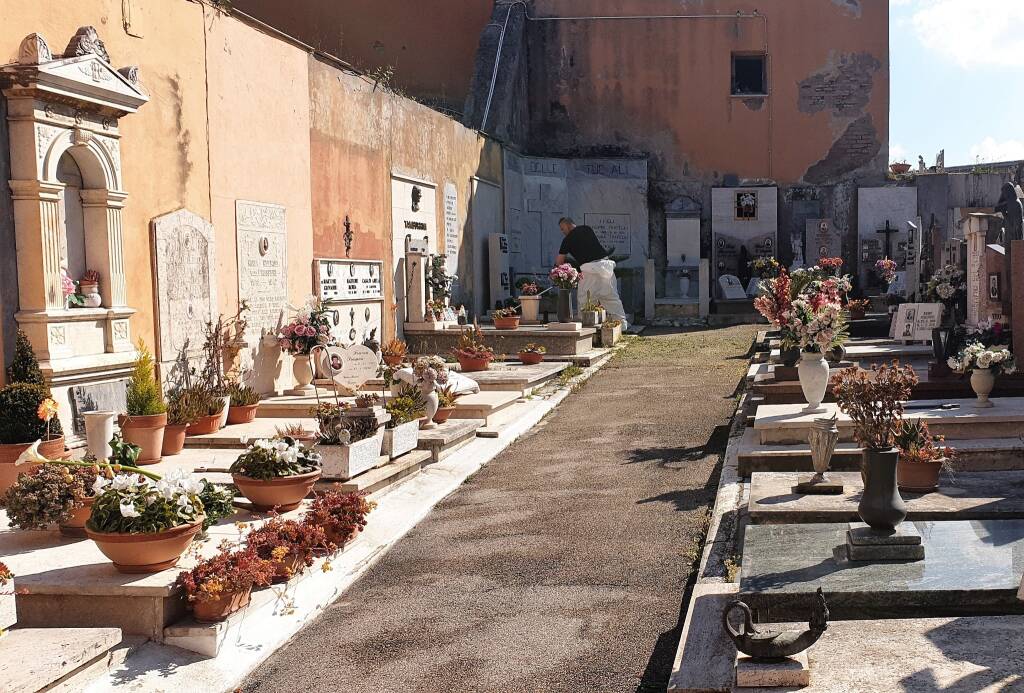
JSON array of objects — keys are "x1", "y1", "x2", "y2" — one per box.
[{"x1": 244, "y1": 326, "x2": 759, "y2": 693}]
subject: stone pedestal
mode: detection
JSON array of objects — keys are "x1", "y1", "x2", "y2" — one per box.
[
  {"x1": 547, "y1": 321, "x2": 582, "y2": 331},
  {"x1": 735, "y1": 651, "x2": 810, "y2": 688},
  {"x1": 793, "y1": 475, "x2": 844, "y2": 495},
  {"x1": 846, "y1": 523, "x2": 924, "y2": 561}
]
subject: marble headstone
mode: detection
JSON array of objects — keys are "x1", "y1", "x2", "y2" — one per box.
[
  {"x1": 317, "y1": 344, "x2": 380, "y2": 394},
  {"x1": 236, "y1": 200, "x2": 288, "y2": 337},
  {"x1": 719, "y1": 275, "x2": 748, "y2": 300},
  {"x1": 711, "y1": 187, "x2": 778, "y2": 283},
  {"x1": 805, "y1": 219, "x2": 841, "y2": 263}
]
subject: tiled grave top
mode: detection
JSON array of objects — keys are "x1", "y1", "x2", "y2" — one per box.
[
  {"x1": 769, "y1": 343, "x2": 933, "y2": 362},
  {"x1": 749, "y1": 471, "x2": 1024, "y2": 523}
]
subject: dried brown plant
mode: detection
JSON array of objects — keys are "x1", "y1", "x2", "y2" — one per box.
[{"x1": 829, "y1": 361, "x2": 918, "y2": 450}]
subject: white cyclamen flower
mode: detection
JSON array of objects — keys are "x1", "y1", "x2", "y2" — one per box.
[
  {"x1": 119, "y1": 500, "x2": 140, "y2": 518},
  {"x1": 92, "y1": 476, "x2": 110, "y2": 495}
]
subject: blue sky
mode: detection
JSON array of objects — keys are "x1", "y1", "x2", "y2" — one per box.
[{"x1": 890, "y1": 0, "x2": 1024, "y2": 167}]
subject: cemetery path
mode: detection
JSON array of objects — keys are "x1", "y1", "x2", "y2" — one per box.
[{"x1": 243, "y1": 325, "x2": 759, "y2": 693}]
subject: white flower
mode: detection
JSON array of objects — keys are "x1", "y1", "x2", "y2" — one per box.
[
  {"x1": 977, "y1": 352, "x2": 993, "y2": 369},
  {"x1": 15, "y1": 440, "x2": 48, "y2": 466},
  {"x1": 119, "y1": 500, "x2": 140, "y2": 518},
  {"x1": 239, "y1": 435, "x2": 249, "y2": 445},
  {"x1": 947, "y1": 357, "x2": 960, "y2": 370},
  {"x1": 92, "y1": 476, "x2": 110, "y2": 495}
]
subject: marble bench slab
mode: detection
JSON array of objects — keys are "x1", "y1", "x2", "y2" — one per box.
[
  {"x1": 769, "y1": 343, "x2": 933, "y2": 363},
  {"x1": 749, "y1": 471, "x2": 1024, "y2": 524},
  {"x1": 740, "y1": 520, "x2": 1024, "y2": 621}
]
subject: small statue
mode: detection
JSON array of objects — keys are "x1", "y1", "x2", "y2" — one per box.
[
  {"x1": 724, "y1": 588, "x2": 829, "y2": 660},
  {"x1": 936, "y1": 150, "x2": 945, "y2": 173},
  {"x1": 918, "y1": 155, "x2": 927, "y2": 172}
]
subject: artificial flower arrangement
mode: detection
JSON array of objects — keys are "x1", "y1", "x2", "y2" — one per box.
[
  {"x1": 817, "y1": 257, "x2": 845, "y2": 276},
  {"x1": 875, "y1": 258, "x2": 898, "y2": 286},
  {"x1": 948, "y1": 342, "x2": 1017, "y2": 375},
  {"x1": 278, "y1": 297, "x2": 334, "y2": 355},
  {"x1": 549, "y1": 263, "x2": 581, "y2": 289},
  {"x1": 426, "y1": 254, "x2": 456, "y2": 300},
  {"x1": 748, "y1": 256, "x2": 782, "y2": 279},
  {"x1": 426, "y1": 298, "x2": 448, "y2": 321},
  {"x1": 517, "y1": 279, "x2": 540, "y2": 296},
  {"x1": 754, "y1": 269, "x2": 849, "y2": 353},
  {"x1": 412, "y1": 355, "x2": 450, "y2": 391},
  {"x1": 926, "y1": 264, "x2": 966, "y2": 305}
]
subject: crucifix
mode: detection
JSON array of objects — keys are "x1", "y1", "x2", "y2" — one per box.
[
  {"x1": 876, "y1": 220, "x2": 899, "y2": 259},
  {"x1": 343, "y1": 215, "x2": 353, "y2": 257}
]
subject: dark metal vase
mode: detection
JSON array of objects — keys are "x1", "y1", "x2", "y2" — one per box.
[
  {"x1": 781, "y1": 346, "x2": 801, "y2": 368},
  {"x1": 557, "y1": 288, "x2": 572, "y2": 323},
  {"x1": 858, "y1": 447, "x2": 907, "y2": 531}
]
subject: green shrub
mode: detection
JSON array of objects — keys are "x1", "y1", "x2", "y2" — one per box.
[
  {"x1": 385, "y1": 389, "x2": 425, "y2": 427},
  {"x1": 125, "y1": 341, "x2": 166, "y2": 417},
  {"x1": 6, "y1": 329, "x2": 44, "y2": 386},
  {"x1": 228, "y1": 383, "x2": 260, "y2": 407},
  {"x1": 0, "y1": 383, "x2": 63, "y2": 444}
]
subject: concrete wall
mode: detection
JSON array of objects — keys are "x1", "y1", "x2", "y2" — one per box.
[{"x1": 232, "y1": 0, "x2": 494, "y2": 114}]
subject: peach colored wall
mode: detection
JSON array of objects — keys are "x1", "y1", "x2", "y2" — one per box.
[
  {"x1": 233, "y1": 0, "x2": 493, "y2": 110},
  {"x1": 529, "y1": 0, "x2": 889, "y2": 184},
  {"x1": 0, "y1": 0, "x2": 211, "y2": 354},
  {"x1": 308, "y1": 58, "x2": 502, "y2": 340}
]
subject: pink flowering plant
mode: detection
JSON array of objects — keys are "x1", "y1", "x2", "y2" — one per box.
[
  {"x1": 875, "y1": 258, "x2": 898, "y2": 286},
  {"x1": 549, "y1": 263, "x2": 580, "y2": 289},
  {"x1": 754, "y1": 268, "x2": 849, "y2": 353},
  {"x1": 61, "y1": 269, "x2": 84, "y2": 307},
  {"x1": 278, "y1": 297, "x2": 335, "y2": 355}
]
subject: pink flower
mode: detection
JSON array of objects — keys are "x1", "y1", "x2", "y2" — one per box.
[{"x1": 280, "y1": 338, "x2": 292, "y2": 351}]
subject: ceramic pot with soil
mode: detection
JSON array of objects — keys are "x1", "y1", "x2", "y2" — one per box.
[
  {"x1": 59, "y1": 496, "x2": 96, "y2": 538},
  {"x1": 119, "y1": 413, "x2": 167, "y2": 465},
  {"x1": 271, "y1": 551, "x2": 308, "y2": 583},
  {"x1": 897, "y1": 457, "x2": 944, "y2": 493},
  {"x1": 493, "y1": 316, "x2": 520, "y2": 330},
  {"x1": 227, "y1": 404, "x2": 258, "y2": 425},
  {"x1": 518, "y1": 351, "x2": 544, "y2": 365},
  {"x1": 232, "y1": 470, "x2": 321, "y2": 512},
  {"x1": 192, "y1": 586, "x2": 252, "y2": 623},
  {"x1": 86, "y1": 517, "x2": 204, "y2": 573},
  {"x1": 187, "y1": 413, "x2": 222, "y2": 436},
  {"x1": 432, "y1": 406, "x2": 456, "y2": 424},
  {"x1": 162, "y1": 424, "x2": 188, "y2": 456},
  {"x1": 457, "y1": 355, "x2": 491, "y2": 372},
  {"x1": 0, "y1": 439, "x2": 64, "y2": 495},
  {"x1": 858, "y1": 447, "x2": 907, "y2": 531}
]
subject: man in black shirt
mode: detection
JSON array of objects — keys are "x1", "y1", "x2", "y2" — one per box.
[{"x1": 555, "y1": 217, "x2": 628, "y2": 328}]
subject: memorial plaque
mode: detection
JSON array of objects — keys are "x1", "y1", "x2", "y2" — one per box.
[
  {"x1": 236, "y1": 201, "x2": 288, "y2": 336},
  {"x1": 489, "y1": 233, "x2": 511, "y2": 307},
  {"x1": 316, "y1": 259, "x2": 383, "y2": 302},
  {"x1": 443, "y1": 182, "x2": 459, "y2": 274},
  {"x1": 70, "y1": 379, "x2": 129, "y2": 436},
  {"x1": 891, "y1": 303, "x2": 942, "y2": 342},
  {"x1": 317, "y1": 344, "x2": 380, "y2": 394},
  {"x1": 584, "y1": 213, "x2": 632, "y2": 256},
  {"x1": 719, "y1": 275, "x2": 748, "y2": 300},
  {"x1": 151, "y1": 208, "x2": 217, "y2": 366},
  {"x1": 711, "y1": 187, "x2": 778, "y2": 282},
  {"x1": 806, "y1": 219, "x2": 841, "y2": 261}
]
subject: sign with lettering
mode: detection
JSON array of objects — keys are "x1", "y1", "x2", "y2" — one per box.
[
  {"x1": 236, "y1": 201, "x2": 288, "y2": 336},
  {"x1": 444, "y1": 182, "x2": 459, "y2": 274},
  {"x1": 584, "y1": 213, "x2": 631, "y2": 257},
  {"x1": 316, "y1": 259, "x2": 383, "y2": 302},
  {"x1": 891, "y1": 303, "x2": 942, "y2": 342}
]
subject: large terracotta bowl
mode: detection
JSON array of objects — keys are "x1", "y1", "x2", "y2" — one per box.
[
  {"x1": 518, "y1": 352, "x2": 544, "y2": 365},
  {"x1": 86, "y1": 517, "x2": 205, "y2": 573},
  {"x1": 232, "y1": 470, "x2": 322, "y2": 512},
  {"x1": 457, "y1": 355, "x2": 492, "y2": 372}
]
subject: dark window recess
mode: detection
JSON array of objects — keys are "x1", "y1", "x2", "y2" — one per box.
[{"x1": 732, "y1": 55, "x2": 767, "y2": 95}]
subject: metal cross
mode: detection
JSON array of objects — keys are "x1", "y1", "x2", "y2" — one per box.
[
  {"x1": 343, "y1": 215, "x2": 353, "y2": 257},
  {"x1": 876, "y1": 220, "x2": 899, "y2": 259}
]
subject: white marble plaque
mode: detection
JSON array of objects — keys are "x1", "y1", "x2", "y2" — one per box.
[
  {"x1": 317, "y1": 259, "x2": 383, "y2": 302},
  {"x1": 806, "y1": 219, "x2": 842, "y2": 261},
  {"x1": 892, "y1": 303, "x2": 942, "y2": 342},
  {"x1": 585, "y1": 212, "x2": 632, "y2": 256},
  {"x1": 719, "y1": 274, "x2": 747, "y2": 300},
  {"x1": 236, "y1": 201, "x2": 288, "y2": 336},
  {"x1": 443, "y1": 182, "x2": 459, "y2": 275},
  {"x1": 152, "y1": 208, "x2": 217, "y2": 366},
  {"x1": 317, "y1": 344, "x2": 380, "y2": 394}
]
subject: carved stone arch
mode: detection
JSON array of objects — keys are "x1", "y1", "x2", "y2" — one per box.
[{"x1": 40, "y1": 127, "x2": 120, "y2": 191}]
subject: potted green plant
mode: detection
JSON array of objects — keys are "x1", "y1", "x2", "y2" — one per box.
[
  {"x1": 120, "y1": 341, "x2": 167, "y2": 464},
  {"x1": 2, "y1": 462, "x2": 100, "y2": 537},
  {"x1": 381, "y1": 338, "x2": 408, "y2": 368},
  {"x1": 383, "y1": 389, "x2": 423, "y2": 459},
  {"x1": 895, "y1": 420, "x2": 955, "y2": 493},
  {"x1": 492, "y1": 306, "x2": 520, "y2": 330},
  {"x1": 830, "y1": 363, "x2": 918, "y2": 532},
  {"x1": 244, "y1": 516, "x2": 328, "y2": 582},
  {"x1": 229, "y1": 437, "x2": 321, "y2": 512},
  {"x1": 452, "y1": 324, "x2": 494, "y2": 372},
  {"x1": 518, "y1": 343, "x2": 546, "y2": 365},
  {"x1": 85, "y1": 467, "x2": 205, "y2": 573},
  {"x1": 175, "y1": 546, "x2": 274, "y2": 622},
  {"x1": 304, "y1": 486, "x2": 375, "y2": 550},
  {"x1": 227, "y1": 383, "x2": 260, "y2": 425},
  {"x1": 948, "y1": 342, "x2": 1016, "y2": 408},
  {"x1": 433, "y1": 384, "x2": 460, "y2": 423},
  {"x1": 314, "y1": 404, "x2": 384, "y2": 480},
  {"x1": 164, "y1": 388, "x2": 202, "y2": 456},
  {"x1": 185, "y1": 386, "x2": 226, "y2": 436}
]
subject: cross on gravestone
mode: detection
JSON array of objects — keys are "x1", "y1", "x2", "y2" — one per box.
[
  {"x1": 876, "y1": 220, "x2": 899, "y2": 260},
  {"x1": 526, "y1": 183, "x2": 567, "y2": 267}
]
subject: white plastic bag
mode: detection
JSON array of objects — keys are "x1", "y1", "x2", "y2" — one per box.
[{"x1": 579, "y1": 259, "x2": 628, "y2": 329}]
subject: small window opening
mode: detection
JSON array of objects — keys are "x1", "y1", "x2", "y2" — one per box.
[{"x1": 732, "y1": 54, "x2": 767, "y2": 96}]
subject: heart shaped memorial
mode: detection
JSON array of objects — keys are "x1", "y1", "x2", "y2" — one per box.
[{"x1": 317, "y1": 344, "x2": 380, "y2": 395}]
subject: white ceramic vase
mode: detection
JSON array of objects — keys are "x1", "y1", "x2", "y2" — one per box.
[
  {"x1": 288, "y1": 355, "x2": 316, "y2": 395},
  {"x1": 420, "y1": 387, "x2": 439, "y2": 429},
  {"x1": 970, "y1": 367, "x2": 995, "y2": 408},
  {"x1": 83, "y1": 411, "x2": 116, "y2": 460},
  {"x1": 520, "y1": 296, "x2": 540, "y2": 322},
  {"x1": 83, "y1": 292, "x2": 102, "y2": 308},
  {"x1": 217, "y1": 395, "x2": 231, "y2": 428},
  {"x1": 797, "y1": 351, "x2": 829, "y2": 413}
]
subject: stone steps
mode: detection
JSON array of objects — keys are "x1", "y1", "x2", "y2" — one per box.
[
  {"x1": 329, "y1": 449, "x2": 430, "y2": 497},
  {"x1": 448, "y1": 390, "x2": 521, "y2": 425},
  {"x1": 0, "y1": 627, "x2": 123, "y2": 693},
  {"x1": 417, "y1": 418, "x2": 484, "y2": 462}
]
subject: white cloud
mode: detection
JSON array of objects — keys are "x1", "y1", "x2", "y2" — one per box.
[
  {"x1": 890, "y1": 143, "x2": 909, "y2": 163},
  {"x1": 911, "y1": 0, "x2": 1024, "y2": 68},
  {"x1": 969, "y1": 136, "x2": 1024, "y2": 163}
]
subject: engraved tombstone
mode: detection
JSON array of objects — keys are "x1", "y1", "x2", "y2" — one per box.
[
  {"x1": 151, "y1": 209, "x2": 217, "y2": 378},
  {"x1": 236, "y1": 201, "x2": 288, "y2": 337},
  {"x1": 805, "y1": 219, "x2": 841, "y2": 263}
]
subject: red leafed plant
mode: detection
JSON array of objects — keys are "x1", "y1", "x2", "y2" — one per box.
[
  {"x1": 0, "y1": 561, "x2": 12, "y2": 587},
  {"x1": 303, "y1": 487, "x2": 375, "y2": 548},
  {"x1": 244, "y1": 516, "x2": 330, "y2": 579},
  {"x1": 830, "y1": 362, "x2": 918, "y2": 450},
  {"x1": 175, "y1": 544, "x2": 275, "y2": 603}
]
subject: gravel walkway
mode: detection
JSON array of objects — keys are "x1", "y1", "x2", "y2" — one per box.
[{"x1": 244, "y1": 326, "x2": 758, "y2": 692}]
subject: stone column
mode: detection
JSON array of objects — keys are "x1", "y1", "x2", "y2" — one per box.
[
  {"x1": 8, "y1": 179, "x2": 66, "y2": 311},
  {"x1": 80, "y1": 188, "x2": 128, "y2": 307}
]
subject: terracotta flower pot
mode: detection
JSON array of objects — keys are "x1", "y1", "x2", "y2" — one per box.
[
  {"x1": 39, "y1": 435, "x2": 68, "y2": 460},
  {"x1": 433, "y1": 406, "x2": 456, "y2": 424},
  {"x1": 890, "y1": 162, "x2": 912, "y2": 175},
  {"x1": 227, "y1": 404, "x2": 258, "y2": 425},
  {"x1": 232, "y1": 470, "x2": 322, "y2": 512},
  {"x1": 493, "y1": 316, "x2": 520, "y2": 330},
  {"x1": 0, "y1": 442, "x2": 33, "y2": 496},
  {"x1": 85, "y1": 518, "x2": 205, "y2": 574},
  {"x1": 271, "y1": 551, "x2": 308, "y2": 583},
  {"x1": 518, "y1": 351, "x2": 544, "y2": 365},
  {"x1": 162, "y1": 424, "x2": 188, "y2": 456},
  {"x1": 192, "y1": 585, "x2": 252, "y2": 623},
  {"x1": 59, "y1": 496, "x2": 96, "y2": 538},
  {"x1": 458, "y1": 355, "x2": 491, "y2": 372},
  {"x1": 186, "y1": 413, "x2": 222, "y2": 436},
  {"x1": 382, "y1": 354, "x2": 404, "y2": 368},
  {"x1": 897, "y1": 458, "x2": 944, "y2": 493},
  {"x1": 119, "y1": 413, "x2": 167, "y2": 465}
]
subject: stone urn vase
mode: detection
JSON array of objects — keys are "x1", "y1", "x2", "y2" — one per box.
[
  {"x1": 83, "y1": 410, "x2": 116, "y2": 460},
  {"x1": 556, "y1": 288, "x2": 573, "y2": 323},
  {"x1": 86, "y1": 517, "x2": 205, "y2": 573},
  {"x1": 797, "y1": 351, "x2": 830, "y2": 413},
  {"x1": 289, "y1": 355, "x2": 316, "y2": 395},
  {"x1": 808, "y1": 416, "x2": 840, "y2": 483},
  {"x1": 420, "y1": 387, "x2": 439, "y2": 429},
  {"x1": 216, "y1": 396, "x2": 231, "y2": 429},
  {"x1": 858, "y1": 447, "x2": 907, "y2": 532},
  {"x1": 520, "y1": 296, "x2": 540, "y2": 322},
  {"x1": 970, "y1": 367, "x2": 996, "y2": 408}
]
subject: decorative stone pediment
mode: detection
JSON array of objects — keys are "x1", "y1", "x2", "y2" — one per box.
[{"x1": 1, "y1": 29, "x2": 147, "y2": 116}]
